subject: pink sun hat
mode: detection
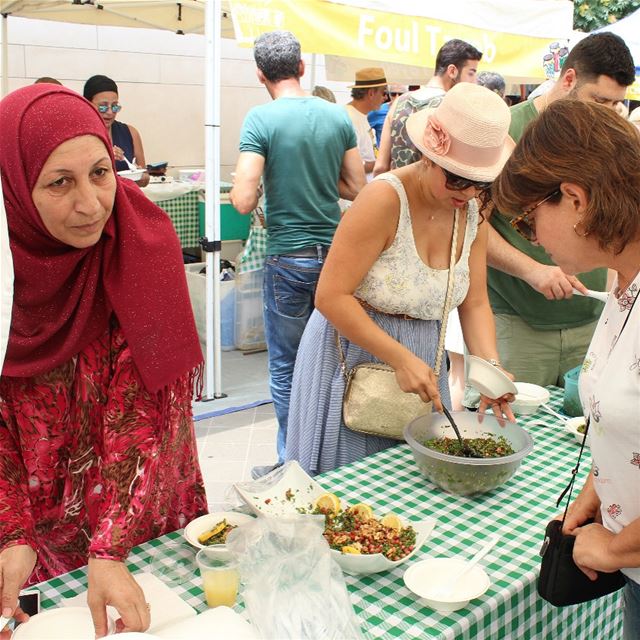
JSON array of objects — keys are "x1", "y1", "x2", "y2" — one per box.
[{"x1": 406, "y1": 82, "x2": 515, "y2": 182}]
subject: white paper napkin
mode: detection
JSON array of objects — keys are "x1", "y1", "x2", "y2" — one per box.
[{"x1": 153, "y1": 607, "x2": 258, "y2": 639}]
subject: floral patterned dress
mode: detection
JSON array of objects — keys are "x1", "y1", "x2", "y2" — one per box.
[{"x1": 0, "y1": 321, "x2": 207, "y2": 584}]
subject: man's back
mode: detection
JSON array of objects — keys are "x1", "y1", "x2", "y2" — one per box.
[{"x1": 239, "y1": 96, "x2": 355, "y2": 255}]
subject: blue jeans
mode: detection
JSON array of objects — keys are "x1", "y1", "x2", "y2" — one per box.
[
  {"x1": 263, "y1": 250, "x2": 327, "y2": 462},
  {"x1": 624, "y1": 576, "x2": 640, "y2": 640}
]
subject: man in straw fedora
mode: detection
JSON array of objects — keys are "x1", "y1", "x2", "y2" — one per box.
[
  {"x1": 230, "y1": 30, "x2": 365, "y2": 478},
  {"x1": 345, "y1": 67, "x2": 388, "y2": 181}
]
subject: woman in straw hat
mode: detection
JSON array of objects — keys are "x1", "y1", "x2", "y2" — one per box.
[
  {"x1": 0, "y1": 84, "x2": 206, "y2": 634},
  {"x1": 493, "y1": 100, "x2": 640, "y2": 637},
  {"x1": 285, "y1": 83, "x2": 516, "y2": 475}
]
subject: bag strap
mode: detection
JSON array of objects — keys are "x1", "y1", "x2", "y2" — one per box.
[
  {"x1": 336, "y1": 208, "x2": 460, "y2": 378},
  {"x1": 557, "y1": 286, "x2": 639, "y2": 523}
]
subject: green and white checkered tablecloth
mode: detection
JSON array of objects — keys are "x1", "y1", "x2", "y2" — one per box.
[
  {"x1": 155, "y1": 191, "x2": 200, "y2": 249},
  {"x1": 33, "y1": 388, "x2": 623, "y2": 639}
]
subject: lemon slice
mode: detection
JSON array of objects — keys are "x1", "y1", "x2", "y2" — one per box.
[
  {"x1": 380, "y1": 513, "x2": 403, "y2": 531},
  {"x1": 349, "y1": 503, "x2": 373, "y2": 520},
  {"x1": 341, "y1": 545, "x2": 362, "y2": 554},
  {"x1": 314, "y1": 492, "x2": 341, "y2": 514}
]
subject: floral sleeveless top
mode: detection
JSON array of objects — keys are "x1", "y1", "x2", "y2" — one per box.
[{"x1": 354, "y1": 173, "x2": 478, "y2": 320}]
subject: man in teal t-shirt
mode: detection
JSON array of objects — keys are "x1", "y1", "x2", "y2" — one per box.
[
  {"x1": 486, "y1": 33, "x2": 635, "y2": 388},
  {"x1": 231, "y1": 30, "x2": 364, "y2": 474}
]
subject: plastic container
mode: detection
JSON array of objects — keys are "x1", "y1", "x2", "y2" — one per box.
[
  {"x1": 403, "y1": 411, "x2": 534, "y2": 496},
  {"x1": 185, "y1": 263, "x2": 236, "y2": 351},
  {"x1": 234, "y1": 266, "x2": 266, "y2": 351},
  {"x1": 563, "y1": 365, "x2": 583, "y2": 417}
]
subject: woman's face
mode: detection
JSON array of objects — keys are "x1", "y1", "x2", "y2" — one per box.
[
  {"x1": 529, "y1": 192, "x2": 598, "y2": 275},
  {"x1": 90, "y1": 90, "x2": 120, "y2": 130},
  {"x1": 31, "y1": 135, "x2": 116, "y2": 249},
  {"x1": 426, "y1": 161, "x2": 484, "y2": 209}
]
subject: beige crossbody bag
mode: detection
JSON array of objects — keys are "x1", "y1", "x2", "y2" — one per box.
[{"x1": 336, "y1": 209, "x2": 459, "y2": 440}]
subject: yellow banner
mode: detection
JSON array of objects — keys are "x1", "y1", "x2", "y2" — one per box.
[
  {"x1": 228, "y1": 0, "x2": 564, "y2": 81},
  {"x1": 627, "y1": 70, "x2": 640, "y2": 100}
]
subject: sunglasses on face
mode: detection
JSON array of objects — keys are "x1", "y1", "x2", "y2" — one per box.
[
  {"x1": 96, "y1": 103, "x2": 122, "y2": 114},
  {"x1": 509, "y1": 190, "x2": 561, "y2": 242},
  {"x1": 442, "y1": 167, "x2": 492, "y2": 193}
]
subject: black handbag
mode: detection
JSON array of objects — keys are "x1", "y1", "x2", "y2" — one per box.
[{"x1": 537, "y1": 416, "x2": 625, "y2": 606}]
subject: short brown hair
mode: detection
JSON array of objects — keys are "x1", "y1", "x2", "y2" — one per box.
[{"x1": 493, "y1": 100, "x2": 640, "y2": 254}]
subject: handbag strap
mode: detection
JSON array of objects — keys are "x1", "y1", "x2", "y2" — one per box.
[
  {"x1": 557, "y1": 286, "x2": 639, "y2": 523},
  {"x1": 335, "y1": 208, "x2": 460, "y2": 378}
]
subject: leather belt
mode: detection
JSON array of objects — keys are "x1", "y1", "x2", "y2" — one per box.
[{"x1": 356, "y1": 297, "x2": 420, "y2": 321}]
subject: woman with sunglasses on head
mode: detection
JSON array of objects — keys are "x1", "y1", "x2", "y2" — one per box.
[
  {"x1": 285, "y1": 83, "x2": 516, "y2": 475},
  {"x1": 494, "y1": 100, "x2": 640, "y2": 639},
  {"x1": 0, "y1": 84, "x2": 207, "y2": 636},
  {"x1": 83, "y1": 75, "x2": 149, "y2": 187}
]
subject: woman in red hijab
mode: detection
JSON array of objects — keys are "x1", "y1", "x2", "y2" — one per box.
[{"x1": 0, "y1": 84, "x2": 207, "y2": 635}]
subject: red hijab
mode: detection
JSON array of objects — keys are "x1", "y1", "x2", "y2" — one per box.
[{"x1": 0, "y1": 84, "x2": 202, "y2": 392}]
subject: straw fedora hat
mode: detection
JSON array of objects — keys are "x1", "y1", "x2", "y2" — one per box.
[
  {"x1": 406, "y1": 83, "x2": 515, "y2": 182},
  {"x1": 349, "y1": 67, "x2": 388, "y2": 89}
]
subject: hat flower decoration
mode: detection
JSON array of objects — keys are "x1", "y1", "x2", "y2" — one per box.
[{"x1": 423, "y1": 115, "x2": 451, "y2": 156}]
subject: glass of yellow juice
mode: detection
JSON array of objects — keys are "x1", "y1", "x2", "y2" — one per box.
[{"x1": 195, "y1": 549, "x2": 240, "y2": 608}]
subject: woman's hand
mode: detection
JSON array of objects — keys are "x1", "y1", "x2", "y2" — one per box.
[
  {"x1": 393, "y1": 353, "x2": 442, "y2": 412},
  {"x1": 112, "y1": 145, "x2": 125, "y2": 162},
  {"x1": 0, "y1": 544, "x2": 36, "y2": 630},
  {"x1": 562, "y1": 476, "x2": 600, "y2": 534},
  {"x1": 87, "y1": 558, "x2": 150, "y2": 637},
  {"x1": 573, "y1": 522, "x2": 618, "y2": 580},
  {"x1": 478, "y1": 365, "x2": 516, "y2": 422}
]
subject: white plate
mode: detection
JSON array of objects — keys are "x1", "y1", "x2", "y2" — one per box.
[
  {"x1": 13, "y1": 607, "x2": 114, "y2": 640},
  {"x1": 331, "y1": 516, "x2": 436, "y2": 576},
  {"x1": 118, "y1": 168, "x2": 145, "y2": 182},
  {"x1": 233, "y1": 461, "x2": 330, "y2": 517},
  {"x1": 184, "y1": 511, "x2": 255, "y2": 550},
  {"x1": 404, "y1": 557, "x2": 490, "y2": 612},
  {"x1": 467, "y1": 355, "x2": 517, "y2": 398}
]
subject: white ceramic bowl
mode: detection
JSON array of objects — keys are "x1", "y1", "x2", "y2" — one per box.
[
  {"x1": 510, "y1": 382, "x2": 550, "y2": 416},
  {"x1": 13, "y1": 607, "x2": 115, "y2": 639},
  {"x1": 467, "y1": 355, "x2": 517, "y2": 398},
  {"x1": 565, "y1": 416, "x2": 589, "y2": 446},
  {"x1": 331, "y1": 516, "x2": 436, "y2": 576},
  {"x1": 183, "y1": 511, "x2": 255, "y2": 555},
  {"x1": 403, "y1": 557, "x2": 490, "y2": 612},
  {"x1": 117, "y1": 168, "x2": 145, "y2": 182}
]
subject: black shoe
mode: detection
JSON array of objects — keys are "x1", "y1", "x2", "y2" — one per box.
[{"x1": 251, "y1": 463, "x2": 283, "y2": 480}]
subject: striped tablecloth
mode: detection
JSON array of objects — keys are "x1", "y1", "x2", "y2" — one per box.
[{"x1": 34, "y1": 387, "x2": 623, "y2": 639}]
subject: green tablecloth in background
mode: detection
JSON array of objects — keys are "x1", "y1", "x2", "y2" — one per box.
[{"x1": 33, "y1": 388, "x2": 623, "y2": 639}]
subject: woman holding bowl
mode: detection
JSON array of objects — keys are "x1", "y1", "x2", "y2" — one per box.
[
  {"x1": 492, "y1": 99, "x2": 640, "y2": 639},
  {"x1": 285, "y1": 83, "x2": 516, "y2": 475},
  {"x1": 0, "y1": 84, "x2": 207, "y2": 636}
]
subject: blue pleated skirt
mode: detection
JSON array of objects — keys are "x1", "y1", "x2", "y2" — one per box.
[{"x1": 285, "y1": 308, "x2": 450, "y2": 475}]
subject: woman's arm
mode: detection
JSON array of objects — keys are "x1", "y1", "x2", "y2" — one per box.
[
  {"x1": 315, "y1": 177, "x2": 442, "y2": 408},
  {"x1": 0, "y1": 418, "x2": 37, "y2": 623},
  {"x1": 128, "y1": 124, "x2": 149, "y2": 187}
]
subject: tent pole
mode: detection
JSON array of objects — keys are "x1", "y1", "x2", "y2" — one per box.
[
  {"x1": 203, "y1": 0, "x2": 224, "y2": 400},
  {"x1": 1, "y1": 15, "x2": 8, "y2": 98},
  {"x1": 309, "y1": 52, "x2": 316, "y2": 90}
]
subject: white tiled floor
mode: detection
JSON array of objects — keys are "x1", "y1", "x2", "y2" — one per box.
[{"x1": 194, "y1": 402, "x2": 278, "y2": 511}]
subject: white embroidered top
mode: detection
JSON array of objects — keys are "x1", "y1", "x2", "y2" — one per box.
[
  {"x1": 354, "y1": 173, "x2": 478, "y2": 321},
  {"x1": 579, "y1": 273, "x2": 640, "y2": 583}
]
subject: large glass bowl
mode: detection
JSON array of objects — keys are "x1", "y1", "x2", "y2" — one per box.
[{"x1": 404, "y1": 411, "x2": 534, "y2": 496}]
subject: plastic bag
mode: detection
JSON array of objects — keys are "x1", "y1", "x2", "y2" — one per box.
[{"x1": 226, "y1": 516, "x2": 363, "y2": 640}]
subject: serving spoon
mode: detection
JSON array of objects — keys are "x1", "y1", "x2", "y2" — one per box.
[
  {"x1": 441, "y1": 405, "x2": 480, "y2": 458},
  {"x1": 123, "y1": 155, "x2": 137, "y2": 171}
]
